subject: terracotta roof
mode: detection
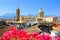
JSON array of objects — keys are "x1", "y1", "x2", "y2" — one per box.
[
  {"x1": 52, "y1": 24, "x2": 60, "y2": 31},
  {"x1": 52, "y1": 27, "x2": 60, "y2": 31}
]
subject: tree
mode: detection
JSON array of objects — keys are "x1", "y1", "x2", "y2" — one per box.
[
  {"x1": 38, "y1": 25, "x2": 53, "y2": 34},
  {"x1": 0, "y1": 21, "x2": 6, "y2": 29}
]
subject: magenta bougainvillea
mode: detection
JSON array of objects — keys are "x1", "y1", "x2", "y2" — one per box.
[{"x1": 0, "y1": 26, "x2": 60, "y2": 40}]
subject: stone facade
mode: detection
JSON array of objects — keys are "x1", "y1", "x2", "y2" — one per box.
[
  {"x1": 14, "y1": 7, "x2": 57, "y2": 24},
  {"x1": 38, "y1": 8, "x2": 44, "y2": 18},
  {"x1": 14, "y1": 8, "x2": 20, "y2": 21}
]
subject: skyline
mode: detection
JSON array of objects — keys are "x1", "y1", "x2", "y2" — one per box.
[{"x1": 0, "y1": 0, "x2": 60, "y2": 16}]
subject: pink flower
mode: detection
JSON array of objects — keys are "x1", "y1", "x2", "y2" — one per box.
[
  {"x1": 3, "y1": 31, "x2": 11, "y2": 40},
  {"x1": 51, "y1": 36, "x2": 58, "y2": 40},
  {"x1": 0, "y1": 37, "x2": 3, "y2": 40},
  {"x1": 17, "y1": 30, "x2": 27, "y2": 38},
  {"x1": 9, "y1": 26, "x2": 18, "y2": 37},
  {"x1": 10, "y1": 26, "x2": 17, "y2": 31},
  {"x1": 36, "y1": 33, "x2": 52, "y2": 40},
  {"x1": 31, "y1": 32, "x2": 39, "y2": 38},
  {"x1": 3, "y1": 30, "x2": 17, "y2": 40},
  {"x1": 25, "y1": 33, "x2": 33, "y2": 40},
  {"x1": 1, "y1": 26, "x2": 60, "y2": 40},
  {"x1": 57, "y1": 37, "x2": 60, "y2": 40}
]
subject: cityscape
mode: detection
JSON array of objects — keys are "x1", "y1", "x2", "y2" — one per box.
[{"x1": 0, "y1": 0, "x2": 60, "y2": 40}]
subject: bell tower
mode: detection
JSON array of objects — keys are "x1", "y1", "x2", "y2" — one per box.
[
  {"x1": 38, "y1": 7, "x2": 44, "y2": 18},
  {"x1": 14, "y1": 8, "x2": 20, "y2": 21}
]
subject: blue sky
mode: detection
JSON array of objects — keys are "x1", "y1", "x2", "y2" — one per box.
[{"x1": 0, "y1": 0, "x2": 60, "y2": 16}]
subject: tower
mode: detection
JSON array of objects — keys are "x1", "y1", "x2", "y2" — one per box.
[
  {"x1": 38, "y1": 7, "x2": 44, "y2": 18},
  {"x1": 14, "y1": 8, "x2": 20, "y2": 21}
]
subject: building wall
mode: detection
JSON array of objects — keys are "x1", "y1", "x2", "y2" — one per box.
[
  {"x1": 42, "y1": 17, "x2": 57, "y2": 22},
  {"x1": 38, "y1": 13, "x2": 44, "y2": 18},
  {"x1": 19, "y1": 16, "x2": 24, "y2": 21},
  {"x1": 14, "y1": 8, "x2": 20, "y2": 21},
  {"x1": 14, "y1": 8, "x2": 57, "y2": 24},
  {"x1": 43, "y1": 18, "x2": 53, "y2": 22},
  {"x1": 24, "y1": 16, "x2": 36, "y2": 22}
]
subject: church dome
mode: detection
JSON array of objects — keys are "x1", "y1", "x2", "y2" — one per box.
[{"x1": 38, "y1": 8, "x2": 44, "y2": 13}]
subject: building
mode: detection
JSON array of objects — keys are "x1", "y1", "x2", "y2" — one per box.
[
  {"x1": 38, "y1": 8, "x2": 44, "y2": 18},
  {"x1": 12, "y1": 7, "x2": 58, "y2": 29},
  {"x1": 14, "y1": 7, "x2": 57, "y2": 24},
  {"x1": 14, "y1": 8, "x2": 20, "y2": 21}
]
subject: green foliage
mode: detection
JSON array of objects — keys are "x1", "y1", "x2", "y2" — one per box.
[{"x1": 0, "y1": 21, "x2": 6, "y2": 29}]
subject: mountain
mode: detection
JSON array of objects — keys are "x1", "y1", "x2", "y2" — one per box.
[{"x1": 0, "y1": 13, "x2": 15, "y2": 20}]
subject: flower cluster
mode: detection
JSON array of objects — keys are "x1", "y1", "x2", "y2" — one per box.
[{"x1": 0, "y1": 26, "x2": 60, "y2": 40}]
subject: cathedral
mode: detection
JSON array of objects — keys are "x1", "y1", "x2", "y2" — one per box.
[{"x1": 14, "y1": 7, "x2": 57, "y2": 24}]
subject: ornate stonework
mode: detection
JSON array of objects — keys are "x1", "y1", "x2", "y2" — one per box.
[
  {"x1": 38, "y1": 8, "x2": 44, "y2": 18},
  {"x1": 14, "y1": 8, "x2": 20, "y2": 21},
  {"x1": 14, "y1": 7, "x2": 57, "y2": 23}
]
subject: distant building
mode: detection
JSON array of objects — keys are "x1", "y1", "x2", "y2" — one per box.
[
  {"x1": 14, "y1": 7, "x2": 57, "y2": 23},
  {"x1": 38, "y1": 8, "x2": 44, "y2": 18},
  {"x1": 14, "y1": 8, "x2": 20, "y2": 21}
]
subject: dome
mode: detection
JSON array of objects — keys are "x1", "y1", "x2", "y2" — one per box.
[{"x1": 38, "y1": 8, "x2": 44, "y2": 13}]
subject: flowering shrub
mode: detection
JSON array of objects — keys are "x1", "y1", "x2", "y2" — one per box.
[
  {"x1": 0, "y1": 26, "x2": 60, "y2": 40},
  {"x1": 35, "y1": 33, "x2": 52, "y2": 40},
  {"x1": 57, "y1": 37, "x2": 60, "y2": 40}
]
